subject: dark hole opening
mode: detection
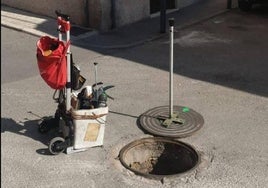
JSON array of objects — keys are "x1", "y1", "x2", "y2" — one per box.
[{"x1": 120, "y1": 138, "x2": 199, "y2": 177}]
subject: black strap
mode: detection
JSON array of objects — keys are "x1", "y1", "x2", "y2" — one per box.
[{"x1": 55, "y1": 10, "x2": 70, "y2": 21}]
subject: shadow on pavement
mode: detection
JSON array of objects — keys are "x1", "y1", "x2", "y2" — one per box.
[
  {"x1": 88, "y1": 6, "x2": 268, "y2": 97},
  {"x1": 3, "y1": 2, "x2": 268, "y2": 97},
  {"x1": 1, "y1": 117, "x2": 57, "y2": 155}
]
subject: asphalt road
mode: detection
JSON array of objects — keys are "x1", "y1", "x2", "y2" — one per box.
[{"x1": 1, "y1": 5, "x2": 268, "y2": 188}]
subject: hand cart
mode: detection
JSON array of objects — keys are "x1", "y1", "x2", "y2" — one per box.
[{"x1": 36, "y1": 10, "x2": 113, "y2": 155}]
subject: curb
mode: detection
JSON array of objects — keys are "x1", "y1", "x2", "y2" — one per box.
[
  {"x1": 80, "y1": 9, "x2": 230, "y2": 50},
  {"x1": 2, "y1": 6, "x2": 230, "y2": 50}
]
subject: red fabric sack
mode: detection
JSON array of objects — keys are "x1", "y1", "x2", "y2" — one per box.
[{"x1": 36, "y1": 36, "x2": 68, "y2": 89}]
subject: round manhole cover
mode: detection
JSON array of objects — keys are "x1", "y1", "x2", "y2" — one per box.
[
  {"x1": 119, "y1": 137, "x2": 200, "y2": 180},
  {"x1": 138, "y1": 106, "x2": 204, "y2": 138}
]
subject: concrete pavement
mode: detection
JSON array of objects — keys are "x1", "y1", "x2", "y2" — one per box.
[{"x1": 1, "y1": 1, "x2": 268, "y2": 188}]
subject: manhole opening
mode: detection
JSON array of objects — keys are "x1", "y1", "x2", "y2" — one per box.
[{"x1": 119, "y1": 137, "x2": 199, "y2": 179}]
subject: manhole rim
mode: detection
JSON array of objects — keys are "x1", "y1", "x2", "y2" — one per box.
[{"x1": 119, "y1": 137, "x2": 201, "y2": 180}]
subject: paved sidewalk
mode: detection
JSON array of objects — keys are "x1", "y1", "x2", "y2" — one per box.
[
  {"x1": 1, "y1": 5, "x2": 97, "y2": 41},
  {"x1": 1, "y1": 5, "x2": 56, "y2": 37},
  {"x1": 2, "y1": 1, "x2": 268, "y2": 188},
  {"x1": 1, "y1": 0, "x2": 233, "y2": 49}
]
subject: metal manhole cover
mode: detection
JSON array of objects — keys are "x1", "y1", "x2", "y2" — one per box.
[
  {"x1": 138, "y1": 105, "x2": 204, "y2": 138},
  {"x1": 119, "y1": 137, "x2": 200, "y2": 180}
]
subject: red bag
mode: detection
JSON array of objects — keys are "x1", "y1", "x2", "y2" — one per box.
[{"x1": 36, "y1": 36, "x2": 69, "y2": 89}]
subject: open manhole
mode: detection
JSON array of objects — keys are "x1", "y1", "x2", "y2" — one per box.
[{"x1": 119, "y1": 137, "x2": 200, "y2": 180}]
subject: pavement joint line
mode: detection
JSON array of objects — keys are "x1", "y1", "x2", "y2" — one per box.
[
  {"x1": 79, "y1": 9, "x2": 230, "y2": 50},
  {"x1": 71, "y1": 30, "x2": 98, "y2": 41},
  {"x1": 176, "y1": 9, "x2": 230, "y2": 30}
]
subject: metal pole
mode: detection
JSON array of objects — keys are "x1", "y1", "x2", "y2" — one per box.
[
  {"x1": 66, "y1": 26, "x2": 71, "y2": 111},
  {"x1": 160, "y1": 0, "x2": 166, "y2": 33},
  {"x1": 169, "y1": 18, "x2": 174, "y2": 118},
  {"x1": 227, "y1": 0, "x2": 232, "y2": 9},
  {"x1": 94, "y1": 62, "x2": 99, "y2": 102},
  {"x1": 111, "y1": 0, "x2": 116, "y2": 29},
  {"x1": 58, "y1": 25, "x2": 62, "y2": 41}
]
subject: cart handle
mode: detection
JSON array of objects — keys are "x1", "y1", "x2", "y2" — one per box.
[
  {"x1": 55, "y1": 10, "x2": 70, "y2": 21},
  {"x1": 56, "y1": 11, "x2": 71, "y2": 33}
]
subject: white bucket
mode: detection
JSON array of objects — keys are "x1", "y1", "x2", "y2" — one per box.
[{"x1": 71, "y1": 106, "x2": 108, "y2": 149}]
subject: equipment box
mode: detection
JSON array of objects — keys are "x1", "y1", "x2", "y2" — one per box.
[{"x1": 71, "y1": 106, "x2": 108, "y2": 149}]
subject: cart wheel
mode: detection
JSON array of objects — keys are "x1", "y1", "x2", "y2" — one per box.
[
  {"x1": 48, "y1": 137, "x2": 65, "y2": 155},
  {"x1": 38, "y1": 120, "x2": 50, "y2": 133}
]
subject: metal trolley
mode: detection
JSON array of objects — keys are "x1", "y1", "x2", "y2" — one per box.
[{"x1": 36, "y1": 11, "x2": 113, "y2": 155}]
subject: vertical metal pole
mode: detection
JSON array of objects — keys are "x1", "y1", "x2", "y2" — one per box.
[
  {"x1": 94, "y1": 62, "x2": 99, "y2": 102},
  {"x1": 169, "y1": 18, "x2": 174, "y2": 118},
  {"x1": 58, "y1": 25, "x2": 62, "y2": 42},
  {"x1": 227, "y1": 0, "x2": 232, "y2": 9},
  {"x1": 111, "y1": 0, "x2": 116, "y2": 29},
  {"x1": 66, "y1": 22, "x2": 71, "y2": 111},
  {"x1": 160, "y1": 0, "x2": 166, "y2": 33}
]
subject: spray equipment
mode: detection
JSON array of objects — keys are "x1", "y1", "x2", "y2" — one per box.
[{"x1": 92, "y1": 62, "x2": 115, "y2": 108}]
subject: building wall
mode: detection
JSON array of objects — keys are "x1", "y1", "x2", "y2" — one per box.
[
  {"x1": 114, "y1": 0, "x2": 150, "y2": 28},
  {"x1": 2, "y1": 0, "x2": 201, "y2": 31},
  {"x1": 88, "y1": 0, "x2": 103, "y2": 29},
  {"x1": 177, "y1": 0, "x2": 199, "y2": 8}
]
